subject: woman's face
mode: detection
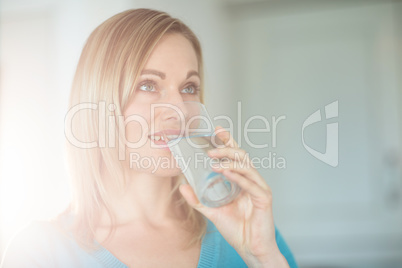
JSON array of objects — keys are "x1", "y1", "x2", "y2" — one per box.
[{"x1": 122, "y1": 33, "x2": 201, "y2": 176}]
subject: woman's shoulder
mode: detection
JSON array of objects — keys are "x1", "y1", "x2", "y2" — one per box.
[
  {"x1": 0, "y1": 215, "x2": 102, "y2": 268},
  {"x1": 203, "y1": 220, "x2": 298, "y2": 268},
  {"x1": 202, "y1": 220, "x2": 247, "y2": 267},
  {"x1": 273, "y1": 226, "x2": 299, "y2": 268}
]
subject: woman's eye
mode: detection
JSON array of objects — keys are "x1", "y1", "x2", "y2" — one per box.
[
  {"x1": 181, "y1": 84, "x2": 199, "y2": 94},
  {"x1": 138, "y1": 82, "x2": 157, "y2": 92}
]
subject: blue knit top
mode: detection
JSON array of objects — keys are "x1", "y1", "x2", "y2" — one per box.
[{"x1": 1, "y1": 214, "x2": 298, "y2": 267}]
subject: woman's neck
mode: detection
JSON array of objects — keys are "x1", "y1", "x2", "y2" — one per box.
[{"x1": 97, "y1": 165, "x2": 185, "y2": 228}]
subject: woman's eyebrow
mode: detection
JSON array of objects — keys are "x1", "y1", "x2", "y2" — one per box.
[
  {"x1": 186, "y1": 70, "x2": 200, "y2": 79},
  {"x1": 141, "y1": 69, "x2": 166, "y2": 79},
  {"x1": 140, "y1": 69, "x2": 200, "y2": 80}
]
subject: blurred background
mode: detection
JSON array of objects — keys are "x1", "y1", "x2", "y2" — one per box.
[{"x1": 0, "y1": 0, "x2": 401, "y2": 267}]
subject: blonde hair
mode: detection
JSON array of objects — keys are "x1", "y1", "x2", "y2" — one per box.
[{"x1": 60, "y1": 8, "x2": 206, "y2": 251}]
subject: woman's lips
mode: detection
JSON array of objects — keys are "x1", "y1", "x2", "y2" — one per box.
[
  {"x1": 148, "y1": 129, "x2": 183, "y2": 150},
  {"x1": 148, "y1": 134, "x2": 170, "y2": 150},
  {"x1": 149, "y1": 137, "x2": 168, "y2": 145},
  {"x1": 149, "y1": 129, "x2": 183, "y2": 138}
]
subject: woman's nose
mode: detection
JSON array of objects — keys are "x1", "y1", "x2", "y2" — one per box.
[{"x1": 160, "y1": 102, "x2": 189, "y2": 123}]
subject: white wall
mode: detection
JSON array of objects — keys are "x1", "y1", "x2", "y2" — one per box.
[{"x1": 226, "y1": 0, "x2": 402, "y2": 267}]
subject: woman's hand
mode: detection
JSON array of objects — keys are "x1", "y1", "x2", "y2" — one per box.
[{"x1": 179, "y1": 126, "x2": 289, "y2": 268}]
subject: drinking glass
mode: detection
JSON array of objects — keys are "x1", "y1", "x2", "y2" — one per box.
[{"x1": 160, "y1": 101, "x2": 241, "y2": 208}]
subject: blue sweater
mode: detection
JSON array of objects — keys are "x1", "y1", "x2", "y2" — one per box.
[{"x1": 1, "y1": 215, "x2": 298, "y2": 268}]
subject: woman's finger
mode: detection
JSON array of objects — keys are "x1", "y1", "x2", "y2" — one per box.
[
  {"x1": 215, "y1": 126, "x2": 239, "y2": 148},
  {"x1": 179, "y1": 184, "x2": 214, "y2": 216},
  {"x1": 222, "y1": 169, "x2": 272, "y2": 207},
  {"x1": 212, "y1": 160, "x2": 269, "y2": 191},
  {"x1": 208, "y1": 147, "x2": 252, "y2": 166}
]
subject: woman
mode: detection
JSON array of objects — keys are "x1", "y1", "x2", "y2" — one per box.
[{"x1": 1, "y1": 8, "x2": 297, "y2": 268}]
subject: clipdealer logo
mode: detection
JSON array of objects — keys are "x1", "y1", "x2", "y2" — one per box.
[
  {"x1": 301, "y1": 100, "x2": 339, "y2": 167},
  {"x1": 64, "y1": 101, "x2": 339, "y2": 168}
]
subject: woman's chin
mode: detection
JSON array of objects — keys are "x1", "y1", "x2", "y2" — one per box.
[
  {"x1": 151, "y1": 167, "x2": 183, "y2": 177},
  {"x1": 126, "y1": 165, "x2": 183, "y2": 177}
]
